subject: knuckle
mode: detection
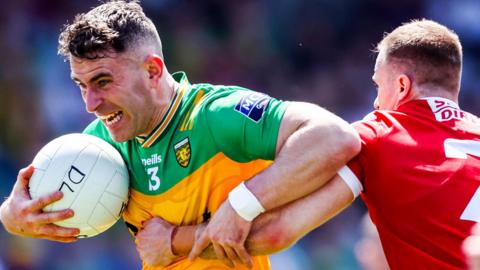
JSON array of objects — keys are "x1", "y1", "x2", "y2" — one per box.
[
  {"x1": 59, "y1": 211, "x2": 69, "y2": 219},
  {"x1": 24, "y1": 218, "x2": 35, "y2": 228},
  {"x1": 38, "y1": 196, "x2": 49, "y2": 206},
  {"x1": 43, "y1": 214, "x2": 53, "y2": 224},
  {"x1": 18, "y1": 205, "x2": 30, "y2": 216}
]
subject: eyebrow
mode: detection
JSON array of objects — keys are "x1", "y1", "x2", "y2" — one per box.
[{"x1": 71, "y1": 72, "x2": 112, "y2": 84}]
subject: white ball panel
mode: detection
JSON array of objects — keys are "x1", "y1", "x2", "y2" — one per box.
[
  {"x1": 100, "y1": 191, "x2": 126, "y2": 219},
  {"x1": 45, "y1": 145, "x2": 100, "y2": 212},
  {"x1": 88, "y1": 203, "x2": 117, "y2": 235},
  {"x1": 106, "y1": 170, "x2": 129, "y2": 198},
  {"x1": 28, "y1": 169, "x2": 45, "y2": 197},
  {"x1": 31, "y1": 153, "x2": 51, "y2": 171},
  {"x1": 67, "y1": 150, "x2": 113, "y2": 222},
  {"x1": 28, "y1": 133, "x2": 129, "y2": 238}
]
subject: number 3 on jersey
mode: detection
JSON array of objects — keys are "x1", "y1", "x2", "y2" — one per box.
[
  {"x1": 147, "y1": 166, "x2": 161, "y2": 191},
  {"x1": 444, "y1": 139, "x2": 480, "y2": 222}
]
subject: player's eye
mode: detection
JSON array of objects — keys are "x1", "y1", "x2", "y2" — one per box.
[{"x1": 97, "y1": 79, "x2": 111, "y2": 88}]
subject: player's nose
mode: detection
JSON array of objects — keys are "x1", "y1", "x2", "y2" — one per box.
[{"x1": 85, "y1": 89, "x2": 103, "y2": 113}]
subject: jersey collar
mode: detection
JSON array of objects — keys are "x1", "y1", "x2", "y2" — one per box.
[
  {"x1": 136, "y1": 72, "x2": 189, "y2": 148},
  {"x1": 419, "y1": 97, "x2": 459, "y2": 109}
]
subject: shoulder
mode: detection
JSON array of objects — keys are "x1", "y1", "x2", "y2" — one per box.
[
  {"x1": 352, "y1": 110, "x2": 398, "y2": 142},
  {"x1": 197, "y1": 84, "x2": 280, "y2": 120}
]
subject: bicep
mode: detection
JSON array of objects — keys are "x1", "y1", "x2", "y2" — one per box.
[
  {"x1": 207, "y1": 91, "x2": 287, "y2": 161},
  {"x1": 275, "y1": 102, "x2": 357, "y2": 155}
]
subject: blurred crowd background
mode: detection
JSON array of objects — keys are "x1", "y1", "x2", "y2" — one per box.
[{"x1": 0, "y1": 0, "x2": 479, "y2": 269}]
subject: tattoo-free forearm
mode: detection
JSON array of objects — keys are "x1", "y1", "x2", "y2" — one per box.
[
  {"x1": 173, "y1": 175, "x2": 355, "y2": 259},
  {"x1": 245, "y1": 175, "x2": 355, "y2": 255}
]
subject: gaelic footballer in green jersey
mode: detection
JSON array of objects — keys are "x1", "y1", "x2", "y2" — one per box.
[{"x1": 84, "y1": 72, "x2": 288, "y2": 270}]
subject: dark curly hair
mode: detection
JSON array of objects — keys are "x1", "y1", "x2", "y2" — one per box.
[{"x1": 58, "y1": 0, "x2": 162, "y2": 60}]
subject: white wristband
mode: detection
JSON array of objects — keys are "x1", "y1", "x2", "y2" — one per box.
[{"x1": 228, "y1": 182, "x2": 265, "y2": 221}]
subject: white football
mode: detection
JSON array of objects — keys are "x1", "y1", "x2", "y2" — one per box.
[{"x1": 28, "y1": 133, "x2": 129, "y2": 238}]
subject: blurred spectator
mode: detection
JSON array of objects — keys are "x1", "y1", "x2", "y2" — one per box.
[{"x1": 354, "y1": 213, "x2": 389, "y2": 270}]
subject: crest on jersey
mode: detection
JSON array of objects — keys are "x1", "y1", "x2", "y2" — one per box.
[{"x1": 174, "y1": 137, "x2": 191, "y2": 167}]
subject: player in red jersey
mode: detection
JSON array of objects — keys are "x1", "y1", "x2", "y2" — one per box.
[
  {"x1": 335, "y1": 19, "x2": 480, "y2": 269},
  {"x1": 149, "y1": 19, "x2": 480, "y2": 270}
]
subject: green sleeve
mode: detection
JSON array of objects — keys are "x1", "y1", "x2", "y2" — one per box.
[{"x1": 203, "y1": 87, "x2": 289, "y2": 162}]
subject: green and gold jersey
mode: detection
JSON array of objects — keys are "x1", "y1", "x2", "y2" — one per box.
[{"x1": 83, "y1": 72, "x2": 288, "y2": 270}]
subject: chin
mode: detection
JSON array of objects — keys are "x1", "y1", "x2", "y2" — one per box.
[{"x1": 109, "y1": 131, "x2": 133, "y2": 143}]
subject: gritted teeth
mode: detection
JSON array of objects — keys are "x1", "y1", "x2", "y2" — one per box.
[
  {"x1": 100, "y1": 111, "x2": 123, "y2": 126},
  {"x1": 98, "y1": 111, "x2": 121, "y2": 120}
]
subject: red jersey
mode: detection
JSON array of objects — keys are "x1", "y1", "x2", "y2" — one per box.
[{"x1": 339, "y1": 97, "x2": 480, "y2": 269}]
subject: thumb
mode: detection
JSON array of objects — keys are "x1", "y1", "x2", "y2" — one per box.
[{"x1": 13, "y1": 165, "x2": 35, "y2": 196}]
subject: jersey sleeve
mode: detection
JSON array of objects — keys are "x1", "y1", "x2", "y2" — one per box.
[
  {"x1": 338, "y1": 112, "x2": 383, "y2": 197},
  {"x1": 203, "y1": 87, "x2": 289, "y2": 162}
]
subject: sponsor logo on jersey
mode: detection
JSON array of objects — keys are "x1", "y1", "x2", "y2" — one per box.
[
  {"x1": 174, "y1": 137, "x2": 191, "y2": 167},
  {"x1": 426, "y1": 98, "x2": 465, "y2": 122},
  {"x1": 141, "y1": 154, "x2": 162, "y2": 166},
  {"x1": 235, "y1": 92, "x2": 271, "y2": 122}
]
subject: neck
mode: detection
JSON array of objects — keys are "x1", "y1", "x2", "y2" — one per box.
[
  {"x1": 416, "y1": 85, "x2": 459, "y2": 104},
  {"x1": 399, "y1": 85, "x2": 459, "y2": 108},
  {"x1": 139, "y1": 73, "x2": 180, "y2": 137}
]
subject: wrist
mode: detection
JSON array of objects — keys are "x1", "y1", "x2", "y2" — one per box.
[
  {"x1": 228, "y1": 181, "x2": 265, "y2": 221},
  {"x1": 170, "y1": 226, "x2": 179, "y2": 256},
  {"x1": 171, "y1": 225, "x2": 198, "y2": 256}
]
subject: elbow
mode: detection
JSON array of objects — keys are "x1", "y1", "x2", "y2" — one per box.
[
  {"x1": 308, "y1": 116, "x2": 360, "y2": 164},
  {"x1": 253, "y1": 223, "x2": 299, "y2": 255},
  {"x1": 264, "y1": 228, "x2": 298, "y2": 253},
  {"x1": 306, "y1": 105, "x2": 360, "y2": 162},
  {"x1": 335, "y1": 124, "x2": 361, "y2": 162}
]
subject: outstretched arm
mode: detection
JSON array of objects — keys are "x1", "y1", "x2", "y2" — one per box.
[
  {"x1": 245, "y1": 175, "x2": 354, "y2": 256},
  {"x1": 0, "y1": 165, "x2": 79, "y2": 242},
  {"x1": 190, "y1": 102, "x2": 360, "y2": 267}
]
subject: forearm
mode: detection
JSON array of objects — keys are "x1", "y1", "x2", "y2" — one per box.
[
  {"x1": 247, "y1": 102, "x2": 360, "y2": 211},
  {"x1": 178, "y1": 175, "x2": 355, "y2": 258},
  {"x1": 171, "y1": 225, "x2": 197, "y2": 256},
  {"x1": 246, "y1": 175, "x2": 354, "y2": 255}
]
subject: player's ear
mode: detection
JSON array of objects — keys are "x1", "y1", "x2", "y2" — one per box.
[
  {"x1": 144, "y1": 54, "x2": 164, "y2": 87},
  {"x1": 397, "y1": 74, "x2": 412, "y2": 103}
]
